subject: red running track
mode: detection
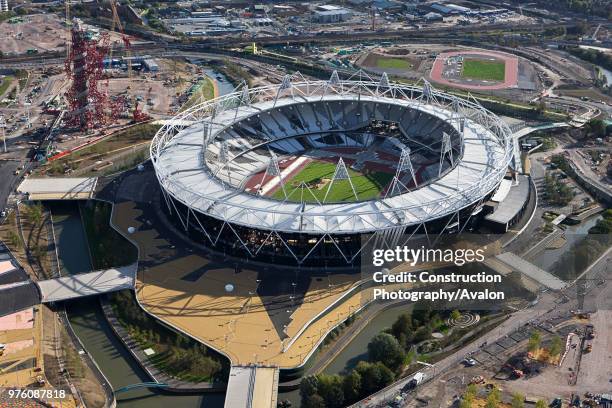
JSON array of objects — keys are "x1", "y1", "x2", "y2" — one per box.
[{"x1": 430, "y1": 50, "x2": 519, "y2": 91}]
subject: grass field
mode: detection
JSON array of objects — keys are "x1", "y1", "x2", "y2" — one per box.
[
  {"x1": 375, "y1": 57, "x2": 413, "y2": 70},
  {"x1": 181, "y1": 76, "x2": 215, "y2": 111},
  {"x1": 0, "y1": 76, "x2": 13, "y2": 98},
  {"x1": 462, "y1": 59, "x2": 506, "y2": 81},
  {"x1": 271, "y1": 160, "x2": 393, "y2": 203}
]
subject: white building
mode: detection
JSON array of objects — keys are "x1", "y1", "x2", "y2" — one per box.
[
  {"x1": 313, "y1": 5, "x2": 352, "y2": 23},
  {"x1": 0, "y1": 0, "x2": 9, "y2": 12}
]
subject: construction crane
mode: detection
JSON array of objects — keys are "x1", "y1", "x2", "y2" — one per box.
[{"x1": 108, "y1": 0, "x2": 149, "y2": 122}]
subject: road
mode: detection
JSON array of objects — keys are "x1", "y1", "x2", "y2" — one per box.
[{"x1": 0, "y1": 160, "x2": 21, "y2": 211}]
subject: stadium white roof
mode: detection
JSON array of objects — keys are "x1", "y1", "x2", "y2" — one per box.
[{"x1": 152, "y1": 78, "x2": 513, "y2": 235}]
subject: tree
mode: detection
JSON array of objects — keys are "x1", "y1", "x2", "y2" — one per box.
[
  {"x1": 391, "y1": 313, "x2": 412, "y2": 341},
  {"x1": 302, "y1": 393, "x2": 326, "y2": 408},
  {"x1": 450, "y1": 309, "x2": 462, "y2": 320},
  {"x1": 486, "y1": 386, "x2": 501, "y2": 408},
  {"x1": 367, "y1": 333, "x2": 405, "y2": 372},
  {"x1": 460, "y1": 384, "x2": 477, "y2": 408},
  {"x1": 549, "y1": 335, "x2": 563, "y2": 357},
  {"x1": 316, "y1": 374, "x2": 344, "y2": 408},
  {"x1": 342, "y1": 370, "x2": 362, "y2": 403},
  {"x1": 587, "y1": 118, "x2": 607, "y2": 138},
  {"x1": 300, "y1": 376, "x2": 319, "y2": 405},
  {"x1": 528, "y1": 331, "x2": 542, "y2": 352},
  {"x1": 512, "y1": 393, "x2": 525, "y2": 408},
  {"x1": 355, "y1": 361, "x2": 394, "y2": 394}
]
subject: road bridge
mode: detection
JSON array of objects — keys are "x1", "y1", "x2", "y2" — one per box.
[
  {"x1": 495, "y1": 252, "x2": 567, "y2": 291},
  {"x1": 225, "y1": 365, "x2": 279, "y2": 408},
  {"x1": 36, "y1": 264, "x2": 137, "y2": 303}
]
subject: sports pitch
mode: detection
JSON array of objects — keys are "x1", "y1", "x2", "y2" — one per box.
[
  {"x1": 271, "y1": 160, "x2": 393, "y2": 203},
  {"x1": 376, "y1": 57, "x2": 413, "y2": 70},
  {"x1": 462, "y1": 58, "x2": 506, "y2": 81}
]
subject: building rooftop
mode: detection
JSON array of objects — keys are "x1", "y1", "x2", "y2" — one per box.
[{"x1": 484, "y1": 175, "x2": 530, "y2": 225}]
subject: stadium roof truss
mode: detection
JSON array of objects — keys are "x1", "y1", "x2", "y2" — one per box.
[{"x1": 151, "y1": 71, "x2": 515, "y2": 264}]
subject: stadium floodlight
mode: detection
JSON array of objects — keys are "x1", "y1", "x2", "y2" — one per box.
[
  {"x1": 274, "y1": 75, "x2": 293, "y2": 107},
  {"x1": 324, "y1": 157, "x2": 358, "y2": 203},
  {"x1": 439, "y1": 132, "x2": 453, "y2": 176},
  {"x1": 386, "y1": 148, "x2": 417, "y2": 197},
  {"x1": 321, "y1": 70, "x2": 341, "y2": 100},
  {"x1": 421, "y1": 79, "x2": 435, "y2": 104},
  {"x1": 233, "y1": 83, "x2": 250, "y2": 122},
  {"x1": 218, "y1": 140, "x2": 234, "y2": 183},
  {"x1": 329, "y1": 70, "x2": 340, "y2": 86},
  {"x1": 377, "y1": 72, "x2": 390, "y2": 95}
]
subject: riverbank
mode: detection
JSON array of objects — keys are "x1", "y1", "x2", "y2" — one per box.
[{"x1": 100, "y1": 295, "x2": 227, "y2": 393}]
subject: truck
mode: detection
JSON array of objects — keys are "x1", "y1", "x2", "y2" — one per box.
[{"x1": 403, "y1": 372, "x2": 426, "y2": 391}]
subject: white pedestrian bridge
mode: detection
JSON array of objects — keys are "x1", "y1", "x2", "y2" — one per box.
[{"x1": 36, "y1": 264, "x2": 137, "y2": 303}]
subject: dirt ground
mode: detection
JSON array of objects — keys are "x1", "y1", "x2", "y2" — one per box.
[
  {"x1": 0, "y1": 14, "x2": 67, "y2": 55},
  {"x1": 405, "y1": 311, "x2": 610, "y2": 407},
  {"x1": 105, "y1": 75, "x2": 177, "y2": 116}
]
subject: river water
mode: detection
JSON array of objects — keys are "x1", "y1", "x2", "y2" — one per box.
[
  {"x1": 50, "y1": 201, "x2": 224, "y2": 408},
  {"x1": 530, "y1": 215, "x2": 603, "y2": 274},
  {"x1": 202, "y1": 68, "x2": 236, "y2": 96}
]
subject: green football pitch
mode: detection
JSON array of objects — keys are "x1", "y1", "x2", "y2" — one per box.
[
  {"x1": 271, "y1": 161, "x2": 393, "y2": 203},
  {"x1": 375, "y1": 57, "x2": 413, "y2": 71},
  {"x1": 462, "y1": 58, "x2": 506, "y2": 81}
]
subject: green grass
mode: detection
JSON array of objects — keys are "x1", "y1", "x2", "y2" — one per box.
[
  {"x1": 462, "y1": 59, "x2": 506, "y2": 81},
  {"x1": 376, "y1": 57, "x2": 412, "y2": 70},
  {"x1": 271, "y1": 160, "x2": 392, "y2": 203},
  {"x1": 181, "y1": 76, "x2": 215, "y2": 111},
  {"x1": 0, "y1": 76, "x2": 13, "y2": 98}
]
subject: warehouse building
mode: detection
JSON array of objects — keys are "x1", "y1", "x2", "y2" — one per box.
[{"x1": 313, "y1": 5, "x2": 352, "y2": 23}]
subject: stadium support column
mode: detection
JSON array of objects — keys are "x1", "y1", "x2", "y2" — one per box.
[
  {"x1": 439, "y1": 132, "x2": 453, "y2": 177},
  {"x1": 324, "y1": 158, "x2": 357, "y2": 203},
  {"x1": 259, "y1": 151, "x2": 287, "y2": 198}
]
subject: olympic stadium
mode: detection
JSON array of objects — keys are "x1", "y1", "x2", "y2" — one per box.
[{"x1": 150, "y1": 71, "x2": 516, "y2": 266}]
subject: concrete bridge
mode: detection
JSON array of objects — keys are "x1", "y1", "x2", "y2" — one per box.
[
  {"x1": 495, "y1": 252, "x2": 567, "y2": 291},
  {"x1": 36, "y1": 264, "x2": 137, "y2": 303}
]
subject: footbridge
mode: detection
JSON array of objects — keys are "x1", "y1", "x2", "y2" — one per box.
[
  {"x1": 495, "y1": 252, "x2": 567, "y2": 291},
  {"x1": 36, "y1": 264, "x2": 137, "y2": 303},
  {"x1": 512, "y1": 122, "x2": 570, "y2": 140},
  {"x1": 114, "y1": 382, "x2": 169, "y2": 394}
]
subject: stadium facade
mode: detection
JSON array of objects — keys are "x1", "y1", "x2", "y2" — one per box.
[{"x1": 151, "y1": 71, "x2": 516, "y2": 266}]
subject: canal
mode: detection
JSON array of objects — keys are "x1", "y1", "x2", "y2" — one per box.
[
  {"x1": 277, "y1": 303, "x2": 414, "y2": 406},
  {"x1": 50, "y1": 201, "x2": 224, "y2": 408},
  {"x1": 530, "y1": 214, "x2": 604, "y2": 278}
]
